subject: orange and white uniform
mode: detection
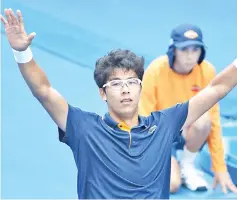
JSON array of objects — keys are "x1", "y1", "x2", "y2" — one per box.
[{"x1": 139, "y1": 55, "x2": 227, "y2": 173}]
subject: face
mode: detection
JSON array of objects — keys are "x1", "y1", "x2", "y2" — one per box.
[
  {"x1": 174, "y1": 45, "x2": 202, "y2": 74},
  {"x1": 99, "y1": 69, "x2": 142, "y2": 120}
]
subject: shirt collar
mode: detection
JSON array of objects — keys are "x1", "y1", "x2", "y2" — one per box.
[{"x1": 103, "y1": 113, "x2": 147, "y2": 130}]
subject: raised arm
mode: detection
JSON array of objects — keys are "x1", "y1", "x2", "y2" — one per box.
[
  {"x1": 1, "y1": 8, "x2": 68, "y2": 131},
  {"x1": 183, "y1": 60, "x2": 237, "y2": 129}
]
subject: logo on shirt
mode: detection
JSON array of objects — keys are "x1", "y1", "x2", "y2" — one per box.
[
  {"x1": 191, "y1": 84, "x2": 201, "y2": 92},
  {"x1": 149, "y1": 125, "x2": 157, "y2": 134}
]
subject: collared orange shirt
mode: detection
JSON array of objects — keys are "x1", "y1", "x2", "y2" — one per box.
[{"x1": 139, "y1": 55, "x2": 227, "y2": 172}]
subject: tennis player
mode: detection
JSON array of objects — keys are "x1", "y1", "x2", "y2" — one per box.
[{"x1": 1, "y1": 9, "x2": 237, "y2": 199}]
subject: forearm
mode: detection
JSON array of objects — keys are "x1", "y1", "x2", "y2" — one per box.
[
  {"x1": 183, "y1": 60, "x2": 237, "y2": 128},
  {"x1": 18, "y1": 58, "x2": 51, "y2": 99}
]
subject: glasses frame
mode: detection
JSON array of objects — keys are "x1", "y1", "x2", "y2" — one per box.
[{"x1": 102, "y1": 78, "x2": 142, "y2": 89}]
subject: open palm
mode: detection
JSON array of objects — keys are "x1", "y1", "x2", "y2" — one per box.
[{"x1": 0, "y1": 8, "x2": 35, "y2": 51}]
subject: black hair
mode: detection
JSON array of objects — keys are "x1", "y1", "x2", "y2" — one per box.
[{"x1": 94, "y1": 49, "x2": 144, "y2": 88}]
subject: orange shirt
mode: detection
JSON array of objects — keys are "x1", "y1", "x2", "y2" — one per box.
[{"x1": 139, "y1": 55, "x2": 227, "y2": 172}]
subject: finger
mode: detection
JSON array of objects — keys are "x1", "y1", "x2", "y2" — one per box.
[
  {"x1": 227, "y1": 181, "x2": 237, "y2": 193},
  {"x1": 8, "y1": 8, "x2": 19, "y2": 26},
  {"x1": 221, "y1": 183, "x2": 228, "y2": 194},
  {"x1": 4, "y1": 9, "x2": 13, "y2": 26},
  {"x1": 28, "y1": 32, "x2": 36, "y2": 43},
  {"x1": 16, "y1": 10, "x2": 24, "y2": 31},
  {"x1": 212, "y1": 178, "x2": 217, "y2": 189},
  {"x1": 0, "y1": 15, "x2": 9, "y2": 29}
]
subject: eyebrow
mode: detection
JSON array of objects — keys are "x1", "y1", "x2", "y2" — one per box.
[{"x1": 108, "y1": 76, "x2": 137, "y2": 81}]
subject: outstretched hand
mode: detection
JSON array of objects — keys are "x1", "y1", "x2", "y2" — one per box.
[
  {"x1": 213, "y1": 172, "x2": 237, "y2": 194},
  {"x1": 0, "y1": 8, "x2": 36, "y2": 51}
]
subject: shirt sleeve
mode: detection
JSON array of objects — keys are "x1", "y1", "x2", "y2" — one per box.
[
  {"x1": 58, "y1": 104, "x2": 94, "y2": 151},
  {"x1": 160, "y1": 101, "x2": 189, "y2": 142}
]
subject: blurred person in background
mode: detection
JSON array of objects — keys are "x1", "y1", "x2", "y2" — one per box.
[{"x1": 139, "y1": 24, "x2": 237, "y2": 194}]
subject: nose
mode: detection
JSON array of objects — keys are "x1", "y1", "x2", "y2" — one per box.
[
  {"x1": 186, "y1": 50, "x2": 193, "y2": 59},
  {"x1": 121, "y1": 82, "x2": 130, "y2": 94}
]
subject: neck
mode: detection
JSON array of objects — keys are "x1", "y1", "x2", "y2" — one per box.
[{"x1": 109, "y1": 111, "x2": 139, "y2": 128}]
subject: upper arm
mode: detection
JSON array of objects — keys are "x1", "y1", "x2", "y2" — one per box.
[
  {"x1": 183, "y1": 82, "x2": 222, "y2": 129},
  {"x1": 37, "y1": 86, "x2": 68, "y2": 132},
  {"x1": 139, "y1": 62, "x2": 159, "y2": 116},
  {"x1": 161, "y1": 102, "x2": 189, "y2": 141}
]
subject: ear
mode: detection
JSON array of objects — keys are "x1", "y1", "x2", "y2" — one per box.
[{"x1": 99, "y1": 88, "x2": 107, "y2": 101}]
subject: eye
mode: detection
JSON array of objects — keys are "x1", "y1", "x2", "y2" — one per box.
[
  {"x1": 181, "y1": 47, "x2": 188, "y2": 51},
  {"x1": 127, "y1": 79, "x2": 139, "y2": 85},
  {"x1": 193, "y1": 47, "x2": 201, "y2": 51},
  {"x1": 110, "y1": 81, "x2": 121, "y2": 87},
  {"x1": 182, "y1": 46, "x2": 201, "y2": 52}
]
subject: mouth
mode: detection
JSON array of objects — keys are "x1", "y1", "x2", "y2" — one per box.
[
  {"x1": 186, "y1": 61, "x2": 196, "y2": 66},
  {"x1": 121, "y1": 98, "x2": 132, "y2": 103}
]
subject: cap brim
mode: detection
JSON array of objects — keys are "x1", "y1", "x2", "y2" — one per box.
[{"x1": 174, "y1": 40, "x2": 205, "y2": 49}]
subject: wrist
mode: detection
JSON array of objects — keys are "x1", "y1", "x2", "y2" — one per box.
[{"x1": 12, "y1": 47, "x2": 33, "y2": 63}]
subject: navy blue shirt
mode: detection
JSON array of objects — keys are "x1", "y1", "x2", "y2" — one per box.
[{"x1": 59, "y1": 101, "x2": 189, "y2": 199}]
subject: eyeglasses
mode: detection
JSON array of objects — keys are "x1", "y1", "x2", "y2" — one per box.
[{"x1": 102, "y1": 78, "x2": 142, "y2": 89}]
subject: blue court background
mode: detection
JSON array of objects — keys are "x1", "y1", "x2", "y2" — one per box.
[{"x1": 1, "y1": 0, "x2": 237, "y2": 198}]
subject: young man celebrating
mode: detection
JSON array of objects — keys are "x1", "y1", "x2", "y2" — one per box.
[
  {"x1": 1, "y1": 9, "x2": 237, "y2": 199},
  {"x1": 139, "y1": 24, "x2": 236, "y2": 193}
]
